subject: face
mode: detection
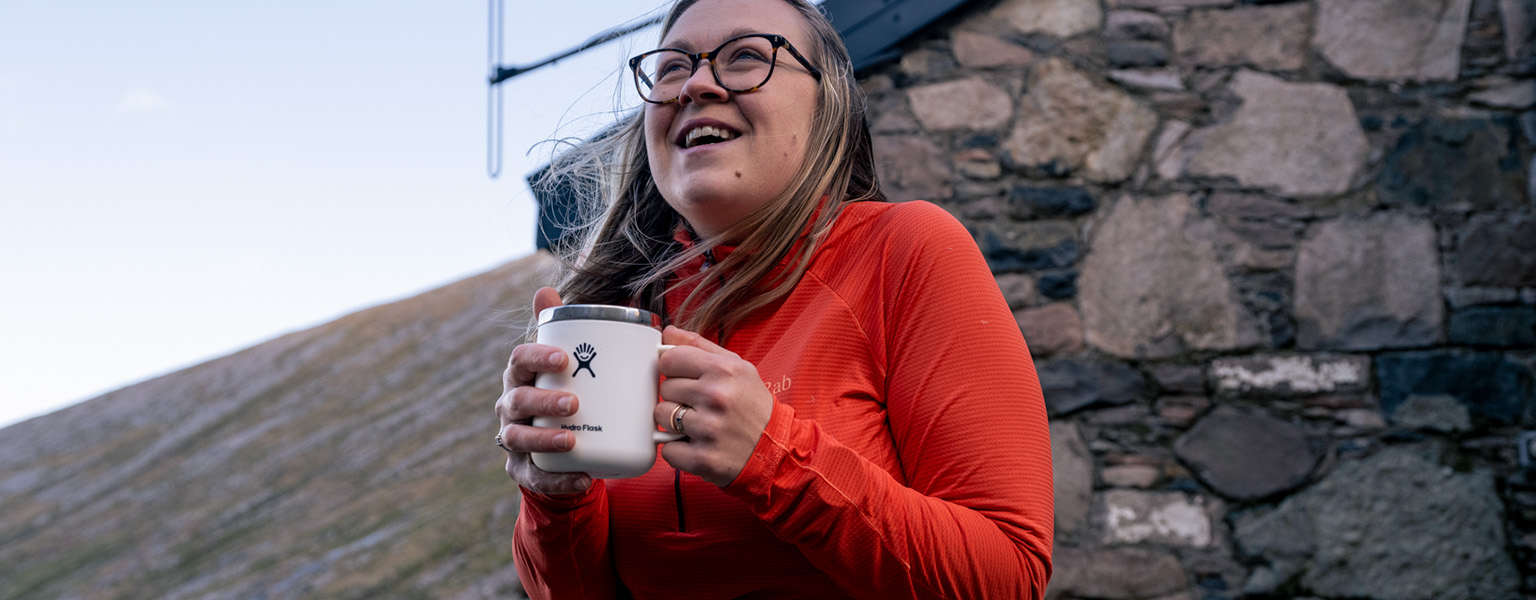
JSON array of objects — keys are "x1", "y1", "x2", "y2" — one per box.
[{"x1": 644, "y1": 0, "x2": 820, "y2": 242}]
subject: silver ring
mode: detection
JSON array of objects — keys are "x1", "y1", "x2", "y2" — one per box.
[
  {"x1": 670, "y1": 404, "x2": 690, "y2": 435},
  {"x1": 495, "y1": 433, "x2": 512, "y2": 453}
]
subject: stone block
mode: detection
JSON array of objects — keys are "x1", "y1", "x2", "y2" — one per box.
[
  {"x1": 1183, "y1": 71, "x2": 1368, "y2": 197},
  {"x1": 1174, "y1": 406, "x2": 1318, "y2": 500},
  {"x1": 951, "y1": 31, "x2": 1035, "y2": 68},
  {"x1": 1102, "y1": 464, "x2": 1161, "y2": 487},
  {"x1": 905, "y1": 77, "x2": 1014, "y2": 132},
  {"x1": 995, "y1": 272, "x2": 1041, "y2": 309},
  {"x1": 1047, "y1": 546, "x2": 1189, "y2": 600},
  {"x1": 1106, "y1": 39, "x2": 1169, "y2": 67},
  {"x1": 1389, "y1": 394, "x2": 1473, "y2": 432},
  {"x1": 1150, "y1": 364, "x2": 1205, "y2": 394},
  {"x1": 1104, "y1": 10, "x2": 1169, "y2": 40},
  {"x1": 1152, "y1": 120, "x2": 1191, "y2": 180},
  {"x1": 898, "y1": 48, "x2": 958, "y2": 80},
  {"x1": 1295, "y1": 213, "x2": 1442, "y2": 350},
  {"x1": 1108, "y1": 0, "x2": 1233, "y2": 7},
  {"x1": 1470, "y1": 77, "x2": 1536, "y2": 109},
  {"x1": 1233, "y1": 447, "x2": 1519, "y2": 600},
  {"x1": 1449, "y1": 305, "x2": 1536, "y2": 347},
  {"x1": 1051, "y1": 421, "x2": 1094, "y2": 538},
  {"x1": 1502, "y1": 0, "x2": 1536, "y2": 59},
  {"x1": 1444, "y1": 286, "x2": 1521, "y2": 309},
  {"x1": 1314, "y1": 0, "x2": 1472, "y2": 82},
  {"x1": 993, "y1": 0, "x2": 1103, "y2": 38},
  {"x1": 1174, "y1": 3, "x2": 1310, "y2": 71},
  {"x1": 1377, "y1": 350, "x2": 1535, "y2": 425},
  {"x1": 1004, "y1": 58, "x2": 1158, "y2": 182},
  {"x1": 873, "y1": 134, "x2": 951, "y2": 202},
  {"x1": 1099, "y1": 489, "x2": 1214, "y2": 546},
  {"x1": 1456, "y1": 214, "x2": 1536, "y2": 288},
  {"x1": 1037, "y1": 358, "x2": 1147, "y2": 415},
  {"x1": 955, "y1": 149, "x2": 1003, "y2": 180},
  {"x1": 1206, "y1": 193, "x2": 1310, "y2": 221},
  {"x1": 1219, "y1": 219, "x2": 1302, "y2": 249},
  {"x1": 1108, "y1": 68, "x2": 1184, "y2": 91},
  {"x1": 1210, "y1": 354, "x2": 1370, "y2": 397},
  {"x1": 1157, "y1": 395, "x2": 1210, "y2": 426},
  {"x1": 1008, "y1": 185, "x2": 1097, "y2": 217},
  {"x1": 979, "y1": 221, "x2": 1080, "y2": 273},
  {"x1": 1016, "y1": 302, "x2": 1085, "y2": 356},
  {"x1": 1377, "y1": 117, "x2": 1528, "y2": 211},
  {"x1": 1080, "y1": 195, "x2": 1263, "y2": 359},
  {"x1": 1038, "y1": 270, "x2": 1078, "y2": 299}
]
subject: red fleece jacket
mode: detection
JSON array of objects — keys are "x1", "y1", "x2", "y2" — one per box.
[{"x1": 513, "y1": 200, "x2": 1054, "y2": 599}]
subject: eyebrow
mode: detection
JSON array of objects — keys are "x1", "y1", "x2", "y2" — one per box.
[{"x1": 665, "y1": 27, "x2": 764, "y2": 52}]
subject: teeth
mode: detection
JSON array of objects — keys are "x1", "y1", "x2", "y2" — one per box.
[{"x1": 684, "y1": 125, "x2": 738, "y2": 148}]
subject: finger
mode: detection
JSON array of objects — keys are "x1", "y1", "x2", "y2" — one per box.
[
  {"x1": 507, "y1": 343, "x2": 568, "y2": 389},
  {"x1": 659, "y1": 376, "x2": 727, "y2": 413},
  {"x1": 508, "y1": 458, "x2": 593, "y2": 495},
  {"x1": 662, "y1": 325, "x2": 737, "y2": 356},
  {"x1": 653, "y1": 400, "x2": 693, "y2": 435},
  {"x1": 533, "y1": 286, "x2": 563, "y2": 314},
  {"x1": 499, "y1": 422, "x2": 575, "y2": 454},
  {"x1": 660, "y1": 437, "x2": 705, "y2": 475},
  {"x1": 499, "y1": 386, "x2": 577, "y2": 422}
]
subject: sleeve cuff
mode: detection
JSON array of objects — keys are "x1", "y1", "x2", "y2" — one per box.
[
  {"x1": 722, "y1": 400, "x2": 797, "y2": 499},
  {"x1": 519, "y1": 480, "x2": 605, "y2": 512}
]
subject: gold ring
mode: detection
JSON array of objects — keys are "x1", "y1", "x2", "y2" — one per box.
[{"x1": 670, "y1": 404, "x2": 690, "y2": 435}]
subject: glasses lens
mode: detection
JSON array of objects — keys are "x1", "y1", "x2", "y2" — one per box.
[
  {"x1": 633, "y1": 36, "x2": 780, "y2": 103},
  {"x1": 714, "y1": 36, "x2": 776, "y2": 91},
  {"x1": 635, "y1": 50, "x2": 693, "y2": 102}
]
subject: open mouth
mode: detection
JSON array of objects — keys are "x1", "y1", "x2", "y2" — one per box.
[{"x1": 679, "y1": 125, "x2": 740, "y2": 149}]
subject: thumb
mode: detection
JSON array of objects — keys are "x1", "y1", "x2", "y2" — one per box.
[
  {"x1": 663, "y1": 325, "x2": 727, "y2": 354},
  {"x1": 533, "y1": 287, "x2": 563, "y2": 314}
]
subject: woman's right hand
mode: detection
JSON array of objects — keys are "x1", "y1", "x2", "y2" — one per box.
[{"x1": 495, "y1": 287, "x2": 593, "y2": 496}]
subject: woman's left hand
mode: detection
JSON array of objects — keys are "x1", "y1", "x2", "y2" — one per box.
[{"x1": 653, "y1": 325, "x2": 774, "y2": 487}]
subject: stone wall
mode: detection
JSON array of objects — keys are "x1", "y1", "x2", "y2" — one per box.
[{"x1": 863, "y1": 0, "x2": 1536, "y2": 598}]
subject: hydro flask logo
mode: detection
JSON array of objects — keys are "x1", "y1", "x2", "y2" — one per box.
[{"x1": 572, "y1": 343, "x2": 597, "y2": 377}]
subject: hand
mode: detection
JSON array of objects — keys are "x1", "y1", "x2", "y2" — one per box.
[
  {"x1": 494, "y1": 287, "x2": 593, "y2": 495},
  {"x1": 654, "y1": 325, "x2": 774, "y2": 487}
]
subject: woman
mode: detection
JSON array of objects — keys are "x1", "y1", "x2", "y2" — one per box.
[{"x1": 494, "y1": 0, "x2": 1053, "y2": 597}]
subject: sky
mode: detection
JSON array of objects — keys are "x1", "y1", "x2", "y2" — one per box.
[{"x1": 0, "y1": 1, "x2": 670, "y2": 429}]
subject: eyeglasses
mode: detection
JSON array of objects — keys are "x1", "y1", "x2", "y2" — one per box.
[{"x1": 628, "y1": 33, "x2": 822, "y2": 105}]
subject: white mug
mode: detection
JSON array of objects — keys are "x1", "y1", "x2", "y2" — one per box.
[{"x1": 531, "y1": 304, "x2": 684, "y2": 478}]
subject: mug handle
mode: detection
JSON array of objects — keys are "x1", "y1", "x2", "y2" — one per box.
[{"x1": 653, "y1": 344, "x2": 686, "y2": 442}]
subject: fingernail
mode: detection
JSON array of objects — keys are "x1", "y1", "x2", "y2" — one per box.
[
  {"x1": 575, "y1": 478, "x2": 591, "y2": 491},
  {"x1": 555, "y1": 432, "x2": 571, "y2": 451},
  {"x1": 548, "y1": 351, "x2": 563, "y2": 365},
  {"x1": 557, "y1": 396, "x2": 572, "y2": 414}
]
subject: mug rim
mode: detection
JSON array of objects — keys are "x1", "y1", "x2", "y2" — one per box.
[{"x1": 537, "y1": 304, "x2": 662, "y2": 329}]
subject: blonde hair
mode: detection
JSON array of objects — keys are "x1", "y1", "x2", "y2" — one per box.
[{"x1": 536, "y1": 0, "x2": 882, "y2": 337}]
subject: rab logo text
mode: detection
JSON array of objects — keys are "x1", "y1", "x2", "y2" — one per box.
[{"x1": 572, "y1": 343, "x2": 597, "y2": 377}]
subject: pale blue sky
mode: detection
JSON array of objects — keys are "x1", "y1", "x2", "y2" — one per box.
[{"x1": 0, "y1": 1, "x2": 667, "y2": 428}]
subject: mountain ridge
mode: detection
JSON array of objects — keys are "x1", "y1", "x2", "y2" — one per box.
[{"x1": 0, "y1": 252, "x2": 558, "y2": 599}]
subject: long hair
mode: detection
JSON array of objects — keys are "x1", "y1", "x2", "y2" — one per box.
[{"x1": 535, "y1": 0, "x2": 882, "y2": 337}]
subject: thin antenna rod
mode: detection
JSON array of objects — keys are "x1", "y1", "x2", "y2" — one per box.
[
  {"x1": 487, "y1": 0, "x2": 504, "y2": 178},
  {"x1": 488, "y1": 14, "x2": 664, "y2": 85}
]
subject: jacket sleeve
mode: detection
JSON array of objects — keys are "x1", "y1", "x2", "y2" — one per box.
[
  {"x1": 512, "y1": 482, "x2": 621, "y2": 599},
  {"x1": 721, "y1": 202, "x2": 1054, "y2": 599}
]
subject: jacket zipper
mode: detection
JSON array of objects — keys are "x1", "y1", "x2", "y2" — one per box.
[
  {"x1": 674, "y1": 468, "x2": 688, "y2": 532},
  {"x1": 671, "y1": 248, "x2": 721, "y2": 534}
]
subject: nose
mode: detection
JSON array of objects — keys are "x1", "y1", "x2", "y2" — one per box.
[{"x1": 677, "y1": 59, "x2": 728, "y2": 105}]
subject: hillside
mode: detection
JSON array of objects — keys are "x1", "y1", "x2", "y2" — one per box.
[{"x1": 0, "y1": 252, "x2": 558, "y2": 599}]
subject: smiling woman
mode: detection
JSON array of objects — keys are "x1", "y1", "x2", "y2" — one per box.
[{"x1": 493, "y1": 0, "x2": 1054, "y2": 597}]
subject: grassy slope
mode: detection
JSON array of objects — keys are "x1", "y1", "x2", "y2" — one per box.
[{"x1": 0, "y1": 253, "x2": 558, "y2": 600}]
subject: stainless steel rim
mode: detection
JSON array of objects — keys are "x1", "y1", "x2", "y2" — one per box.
[{"x1": 536, "y1": 304, "x2": 661, "y2": 329}]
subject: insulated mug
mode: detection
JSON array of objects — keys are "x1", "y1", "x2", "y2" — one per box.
[{"x1": 531, "y1": 304, "x2": 684, "y2": 478}]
